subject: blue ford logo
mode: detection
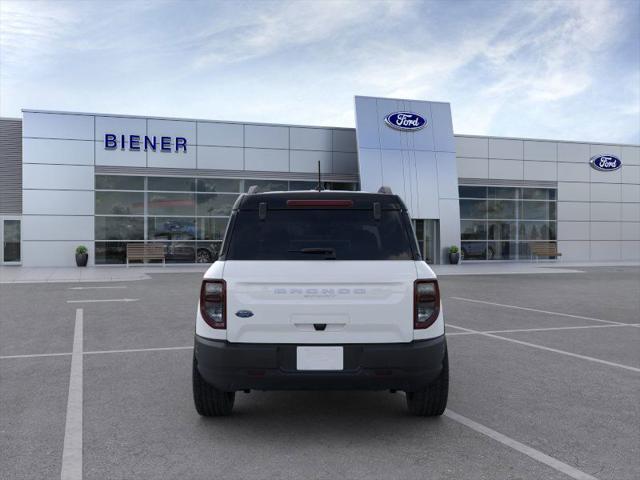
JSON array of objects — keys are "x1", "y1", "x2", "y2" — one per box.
[
  {"x1": 384, "y1": 112, "x2": 427, "y2": 131},
  {"x1": 235, "y1": 310, "x2": 254, "y2": 318},
  {"x1": 590, "y1": 155, "x2": 622, "y2": 172}
]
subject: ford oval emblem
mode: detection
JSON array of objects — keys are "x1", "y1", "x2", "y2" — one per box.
[
  {"x1": 590, "y1": 155, "x2": 622, "y2": 172},
  {"x1": 235, "y1": 310, "x2": 254, "y2": 318},
  {"x1": 384, "y1": 112, "x2": 427, "y2": 131}
]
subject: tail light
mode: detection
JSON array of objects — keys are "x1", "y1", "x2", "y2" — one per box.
[
  {"x1": 414, "y1": 279, "x2": 440, "y2": 329},
  {"x1": 200, "y1": 279, "x2": 226, "y2": 329}
]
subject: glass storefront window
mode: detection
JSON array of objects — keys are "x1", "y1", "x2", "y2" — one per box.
[
  {"x1": 197, "y1": 218, "x2": 228, "y2": 240},
  {"x1": 244, "y1": 180, "x2": 288, "y2": 192},
  {"x1": 148, "y1": 176, "x2": 196, "y2": 192},
  {"x1": 290, "y1": 181, "x2": 318, "y2": 190},
  {"x1": 95, "y1": 191, "x2": 144, "y2": 215},
  {"x1": 460, "y1": 199, "x2": 487, "y2": 219},
  {"x1": 488, "y1": 200, "x2": 516, "y2": 219},
  {"x1": 196, "y1": 193, "x2": 238, "y2": 216},
  {"x1": 95, "y1": 175, "x2": 144, "y2": 190},
  {"x1": 148, "y1": 192, "x2": 196, "y2": 216},
  {"x1": 148, "y1": 217, "x2": 196, "y2": 240},
  {"x1": 95, "y1": 241, "x2": 130, "y2": 264},
  {"x1": 460, "y1": 220, "x2": 487, "y2": 240},
  {"x1": 458, "y1": 185, "x2": 557, "y2": 261},
  {"x1": 95, "y1": 216, "x2": 144, "y2": 240},
  {"x1": 197, "y1": 178, "x2": 241, "y2": 193}
]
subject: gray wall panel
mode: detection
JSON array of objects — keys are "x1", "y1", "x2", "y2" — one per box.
[
  {"x1": 197, "y1": 146, "x2": 243, "y2": 170},
  {"x1": 332, "y1": 129, "x2": 357, "y2": 153},
  {"x1": 24, "y1": 138, "x2": 94, "y2": 166},
  {"x1": 290, "y1": 128, "x2": 332, "y2": 151},
  {"x1": 245, "y1": 125, "x2": 288, "y2": 149},
  {"x1": 0, "y1": 118, "x2": 22, "y2": 214},
  {"x1": 23, "y1": 164, "x2": 94, "y2": 190},
  {"x1": 290, "y1": 150, "x2": 332, "y2": 173},
  {"x1": 23, "y1": 112, "x2": 93, "y2": 140},
  {"x1": 244, "y1": 148, "x2": 288, "y2": 172},
  {"x1": 197, "y1": 122, "x2": 243, "y2": 147}
]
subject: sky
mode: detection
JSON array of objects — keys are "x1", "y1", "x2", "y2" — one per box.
[{"x1": 1, "y1": 0, "x2": 639, "y2": 143}]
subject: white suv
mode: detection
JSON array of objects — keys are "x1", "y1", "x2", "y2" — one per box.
[{"x1": 193, "y1": 188, "x2": 448, "y2": 416}]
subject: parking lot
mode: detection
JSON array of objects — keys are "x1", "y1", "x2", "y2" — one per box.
[{"x1": 1, "y1": 266, "x2": 639, "y2": 480}]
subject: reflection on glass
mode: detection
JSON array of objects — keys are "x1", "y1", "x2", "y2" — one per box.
[
  {"x1": 461, "y1": 220, "x2": 487, "y2": 240},
  {"x1": 148, "y1": 217, "x2": 196, "y2": 240},
  {"x1": 460, "y1": 200, "x2": 487, "y2": 219},
  {"x1": 148, "y1": 193, "x2": 196, "y2": 216},
  {"x1": 488, "y1": 187, "x2": 516, "y2": 199},
  {"x1": 147, "y1": 241, "x2": 195, "y2": 263},
  {"x1": 289, "y1": 181, "x2": 318, "y2": 191},
  {"x1": 197, "y1": 218, "x2": 228, "y2": 240},
  {"x1": 95, "y1": 192, "x2": 144, "y2": 215},
  {"x1": 197, "y1": 178, "x2": 240, "y2": 193},
  {"x1": 148, "y1": 177, "x2": 195, "y2": 192},
  {"x1": 95, "y1": 217, "x2": 144, "y2": 240},
  {"x1": 95, "y1": 242, "x2": 129, "y2": 264},
  {"x1": 196, "y1": 241, "x2": 222, "y2": 263},
  {"x1": 244, "y1": 180, "x2": 288, "y2": 192},
  {"x1": 488, "y1": 200, "x2": 516, "y2": 219},
  {"x1": 3, "y1": 220, "x2": 21, "y2": 262},
  {"x1": 487, "y1": 241, "x2": 516, "y2": 260},
  {"x1": 459, "y1": 186, "x2": 487, "y2": 198},
  {"x1": 461, "y1": 241, "x2": 488, "y2": 260},
  {"x1": 196, "y1": 194, "x2": 238, "y2": 216},
  {"x1": 95, "y1": 175, "x2": 144, "y2": 190},
  {"x1": 488, "y1": 221, "x2": 516, "y2": 240}
]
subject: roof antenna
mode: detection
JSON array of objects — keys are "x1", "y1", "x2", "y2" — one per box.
[{"x1": 316, "y1": 160, "x2": 323, "y2": 191}]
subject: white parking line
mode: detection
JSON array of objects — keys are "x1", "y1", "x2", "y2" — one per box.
[
  {"x1": 0, "y1": 345, "x2": 194, "y2": 360},
  {"x1": 446, "y1": 323, "x2": 640, "y2": 336},
  {"x1": 60, "y1": 308, "x2": 83, "y2": 480},
  {"x1": 447, "y1": 323, "x2": 640, "y2": 373},
  {"x1": 445, "y1": 410, "x2": 598, "y2": 480},
  {"x1": 68, "y1": 286, "x2": 127, "y2": 290},
  {"x1": 66, "y1": 298, "x2": 139, "y2": 304},
  {"x1": 449, "y1": 297, "x2": 626, "y2": 325}
]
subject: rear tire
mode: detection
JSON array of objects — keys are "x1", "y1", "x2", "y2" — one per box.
[
  {"x1": 193, "y1": 357, "x2": 235, "y2": 416},
  {"x1": 406, "y1": 349, "x2": 449, "y2": 416}
]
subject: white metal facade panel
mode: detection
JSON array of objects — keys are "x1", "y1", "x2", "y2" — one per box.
[
  {"x1": 523, "y1": 161, "x2": 557, "y2": 181},
  {"x1": 621, "y1": 241, "x2": 640, "y2": 259},
  {"x1": 147, "y1": 119, "x2": 196, "y2": 145},
  {"x1": 621, "y1": 184, "x2": 640, "y2": 203},
  {"x1": 621, "y1": 146, "x2": 640, "y2": 165},
  {"x1": 413, "y1": 150, "x2": 440, "y2": 219},
  {"x1": 95, "y1": 146, "x2": 147, "y2": 167},
  {"x1": 622, "y1": 203, "x2": 640, "y2": 221},
  {"x1": 591, "y1": 203, "x2": 621, "y2": 221},
  {"x1": 23, "y1": 112, "x2": 94, "y2": 140},
  {"x1": 455, "y1": 136, "x2": 488, "y2": 158},
  {"x1": 621, "y1": 222, "x2": 640, "y2": 240},
  {"x1": 558, "y1": 202, "x2": 590, "y2": 221},
  {"x1": 590, "y1": 241, "x2": 621, "y2": 261},
  {"x1": 197, "y1": 146, "x2": 243, "y2": 170},
  {"x1": 558, "y1": 162, "x2": 590, "y2": 182},
  {"x1": 332, "y1": 130, "x2": 357, "y2": 152},
  {"x1": 558, "y1": 221, "x2": 590, "y2": 240},
  {"x1": 557, "y1": 241, "x2": 590, "y2": 261},
  {"x1": 489, "y1": 138, "x2": 523, "y2": 160},
  {"x1": 331, "y1": 152, "x2": 358, "y2": 175},
  {"x1": 590, "y1": 183, "x2": 621, "y2": 202},
  {"x1": 23, "y1": 190, "x2": 94, "y2": 215},
  {"x1": 95, "y1": 116, "x2": 147, "y2": 141},
  {"x1": 290, "y1": 150, "x2": 332, "y2": 173},
  {"x1": 524, "y1": 141, "x2": 557, "y2": 161},
  {"x1": 622, "y1": 165, "x2": 640, "y2": 184},
  {"x1": 557, "y1": 142, "x2": 590, "y2": 163},
  {"x1": 244, "y1": 148, "x2": 288, "y2": 172},
  {"x1": 356, "y1": 148, "x2": 382, "y2": 192},
  {"x1": 23, "y1": 138, "x2": 94, "y2": 166},
  {"x1": 244, "y1": 125, "x2": 288, "y2": 149},
  {"x1": 590, "y1": 222, "x2": 621, "y2": 240},
  {"x1": 488, "y1": 159, "x2": 524, "y2": 180},
  {"x1": 558, "y1": 182, "x2": 590, "y2": 201},
  {"x1": 429, "y1": 102, "x2": 455, "y2": 153},
  {"x1": 457, "y1": 157, "x2": 489, "y2": 178},
  {"x1": 197, "y1": 122, "x2": 243, "y2": 147},
  {"x1": 290, "y1": 128, "x2": 332, "y2": 151},
  {"x1": 22, "y1": 215, "x2": 93, "y2": 241},
  {"x1": 21, "y1": 240, "x2": 96, "y2": 267},
  {"x1": 23, "y1": 164, "x2": 94, "y2": 190}
]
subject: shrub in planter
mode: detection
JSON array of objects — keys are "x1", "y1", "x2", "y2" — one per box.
[
  {"x1": 75, "y1": 245, "x2": 88, "y2": 267},
  {"x1": 448, "y1": 245, "x2": 460, "y2": 264}
]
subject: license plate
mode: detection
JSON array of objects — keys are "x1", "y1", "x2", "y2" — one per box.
[{"x1": 296, "y1": 346, "x2": 343, "y2": 371}]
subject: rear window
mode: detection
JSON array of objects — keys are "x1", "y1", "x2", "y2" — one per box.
[{"x1": 225, "y1": 209, "x2": 416, "y2": 260}]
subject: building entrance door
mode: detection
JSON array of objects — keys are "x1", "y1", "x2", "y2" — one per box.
[
  {"x1": 1, "y1": 217, "x2": 21, "y2": 264},
  {"x1": 413, "y1": 219, "x2": 439, "y2": 264}
]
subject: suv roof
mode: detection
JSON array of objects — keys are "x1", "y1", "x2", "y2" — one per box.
[{"x1": 234, "y1": 190, "x2": 408, "y2": 211}]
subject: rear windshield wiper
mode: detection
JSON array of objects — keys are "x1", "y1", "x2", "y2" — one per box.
[{"x1": 288, "y1": 247, "x2": 337, "y2": 259}]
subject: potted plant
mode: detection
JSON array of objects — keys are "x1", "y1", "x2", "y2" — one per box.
[
  {"x1": 75, "y1": 245, "x2": 88, "y2": 267},
  {"x1": 448, "y1": 245, "x2": 460, "y2": 264}
]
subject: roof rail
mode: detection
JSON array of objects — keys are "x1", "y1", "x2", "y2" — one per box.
[
  {"x1": 247, "y1": 185, "x2": 259, "y2": 195},
  {"x1": 377, "y1": 186, "x2": 393, "y2": 194}
]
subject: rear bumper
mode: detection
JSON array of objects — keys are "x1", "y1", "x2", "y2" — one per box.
[{"x1": 194, "y1": 335, "x2": 446, "y2": 392}]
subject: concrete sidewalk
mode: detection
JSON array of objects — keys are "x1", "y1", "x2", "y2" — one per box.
[{"x1": 1, "y1": 261, "x2": 637, "y2": 284}]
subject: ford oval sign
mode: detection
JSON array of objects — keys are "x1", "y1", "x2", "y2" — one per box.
[
  {"x1": 235, "y1": 310, "x2": 254, "y2": 318},
  {"x1": 384, "y1": 112, "x2": 427, "y2": 131},
  {"x1": 590, "y1": 155, "x2": 622, "y2": 172}
]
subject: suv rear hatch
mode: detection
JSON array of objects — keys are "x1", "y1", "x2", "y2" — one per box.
[{"x1": 220, "y1": 193, "x2": 420, "y2": 344}]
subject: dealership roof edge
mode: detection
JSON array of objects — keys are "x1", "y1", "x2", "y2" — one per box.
[
  {"x1": 354, "y1": 94, "x2": 451, "y2": 105},
  {"x1": 20, "y1": 108, "x2": 355, "y2": 132},
  {"x1": 15, "y1": 109, "x2": 640, "y2": 148}
]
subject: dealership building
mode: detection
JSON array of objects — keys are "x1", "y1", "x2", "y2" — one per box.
[{"x1": 0, "y1": 95, "x2": 638, "y2": 267}]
